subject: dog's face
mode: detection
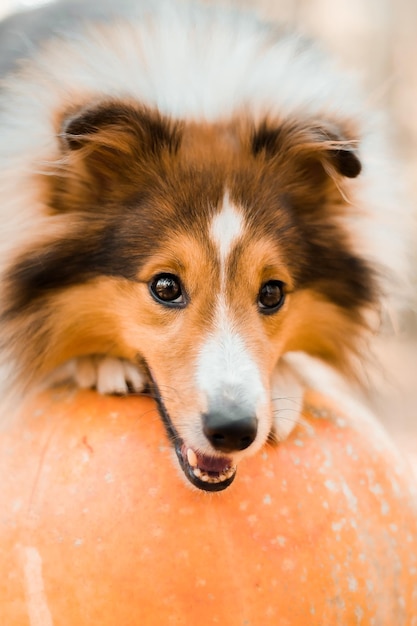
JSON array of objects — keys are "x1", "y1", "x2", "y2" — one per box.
[{"x1": 5, "y1": 100, "x2": 377, "y2": 490}]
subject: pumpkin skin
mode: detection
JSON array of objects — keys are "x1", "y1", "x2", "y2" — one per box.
[{"x1": 0, "y1": 388, "x2": 416, "y2": 626}]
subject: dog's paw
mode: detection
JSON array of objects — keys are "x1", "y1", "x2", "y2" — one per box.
[
  {"x1": 271, "y1": 357, "x2": 306, "y2": 441},
  {"x1": 271, "y1": 352, "x2": 347, "y2": 441},
  {"x1": 48, "y1": 356, "x2": 146, "y2": 395}
]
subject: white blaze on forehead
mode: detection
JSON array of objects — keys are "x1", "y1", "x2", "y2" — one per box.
[
  {"x1": 209, "y1": 195, "x2": 246, "y2": 268},
  {"x1": 201, "y1": 195, "x2": 265, "y2": 414}
]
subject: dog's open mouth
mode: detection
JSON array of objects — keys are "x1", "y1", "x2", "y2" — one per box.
[
  {"x1": 147, "y1": 368, "x2": 237, "y2": 492},
  {"x1": 175, "y1": 443, "x2": 237, "y2": 492}
]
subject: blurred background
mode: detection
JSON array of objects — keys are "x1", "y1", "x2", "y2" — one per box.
[{"x1": 0, "y1": 0, "x2": 416, "y2": 460}]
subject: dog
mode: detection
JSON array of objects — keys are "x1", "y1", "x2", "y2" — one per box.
[{"x1": 0, "y1": 0, "x2": 412, "y2": 491}]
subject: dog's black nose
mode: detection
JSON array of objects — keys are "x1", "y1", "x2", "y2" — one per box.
[{"x1": 203, "y1": 405, "x2": 258, "y2": 453}]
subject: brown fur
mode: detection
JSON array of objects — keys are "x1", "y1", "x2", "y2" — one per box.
[{"x1": 2, "y1": 100, "x2": 377, "y2": 417}]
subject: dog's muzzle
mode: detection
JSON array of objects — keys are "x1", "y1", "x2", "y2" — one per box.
[{"x1": 148, "y1": 369, "x2": 258, "y2": 491}]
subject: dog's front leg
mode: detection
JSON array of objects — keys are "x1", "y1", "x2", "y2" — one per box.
[{"x1": 46, "y1": 356, "x2": 146, "y2": 395}]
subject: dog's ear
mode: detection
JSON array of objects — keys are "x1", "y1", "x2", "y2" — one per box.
[
  {"x1": 60, "y1": 100, "x2": 181, "y2": 154},
  {"x1": 252, "y1": 118, "x2": 362, "y2": 181},
  {"x1": 54, "y1": 100, "x2": 181, "y2": 209}
]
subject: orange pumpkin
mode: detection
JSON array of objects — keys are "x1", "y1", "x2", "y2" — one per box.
[{"x1": 0, "y1": 388, "x2": 416, "y2": 625}]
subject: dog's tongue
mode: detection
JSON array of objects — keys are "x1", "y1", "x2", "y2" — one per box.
[
  {"x1": 197, "y1": 452, "x2": 232, "y2": 473},
  {"x1": 185, "y1": 446, "x2": 232, "y2": 473}
]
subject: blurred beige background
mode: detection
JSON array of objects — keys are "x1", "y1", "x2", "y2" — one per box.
[{"x1": 0, "y1": 0, "x2": 416, "y2": 456}]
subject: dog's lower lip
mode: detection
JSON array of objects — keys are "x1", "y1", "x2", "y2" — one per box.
[{"x1": 175, "y1": 442, "x2": 237, "y2": 492}]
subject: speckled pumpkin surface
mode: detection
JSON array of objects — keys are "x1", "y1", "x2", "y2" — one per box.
[{"x1": 0, "y1": 389, "x2": 416, "y2": 625}]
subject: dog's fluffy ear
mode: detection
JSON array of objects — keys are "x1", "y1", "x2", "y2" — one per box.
[
  {"x1": 54, "y1": 100, "x2": 181, "y2": 210},
  {"x1": 252, "y1": 118, "x2": 362, "y2": 181},
  {"x1": 60, "y1": 100, "x2": 181, "y2": 154}
]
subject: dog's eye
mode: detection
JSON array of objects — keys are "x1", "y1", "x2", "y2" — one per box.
[
  {"x1": 149, "y1": 274, "x2": 186, "y2": 307},
  {"x1": 258, "y1": 280, "x2": 286, "y2": 314}
]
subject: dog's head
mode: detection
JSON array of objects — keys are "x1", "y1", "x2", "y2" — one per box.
[{"x1": 4, "y1": 100, "x2": 377, "y2": 490}]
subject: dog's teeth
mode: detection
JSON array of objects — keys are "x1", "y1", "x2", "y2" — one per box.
[
  {"x1": 217, "y1": 472, "x2": 230, "y2": 482},
  {"x1": 191, "y1": 460, "x2": 237, "y2": 484},
  {"x1": 187, "y1": 448, "x2": 198, "y2": 468}
]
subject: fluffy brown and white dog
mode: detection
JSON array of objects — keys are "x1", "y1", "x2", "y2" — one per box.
[{"x1": 0, "y1": 0, "x2": 412, "y2": 490}]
